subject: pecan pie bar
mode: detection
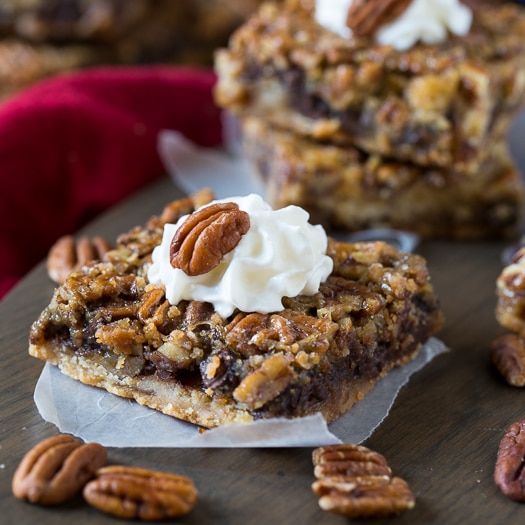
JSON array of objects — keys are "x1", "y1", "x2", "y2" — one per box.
[
  {"x1": 214, "y1": 0, "x2": 525, "y2": 173},
  {"x1": 241, "y1": 117, "x2": 523, "y2": 239},
  {"x1": 29, "y1": 190, "x2": 443, "y2": 428}
]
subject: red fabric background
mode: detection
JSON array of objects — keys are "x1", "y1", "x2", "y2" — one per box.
[{"x1": 0, "y1": 66, "x2": 223, "y2": 299}]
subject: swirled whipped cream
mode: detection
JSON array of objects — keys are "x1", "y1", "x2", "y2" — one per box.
[
  {"x1": 148, "y1": 194, "x2": 333, "y2": 318},
  {"x1": 315, "y1": 0, "x2": 473, "y2": 50}
]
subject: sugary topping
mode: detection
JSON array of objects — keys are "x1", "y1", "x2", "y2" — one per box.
[
  {"x1": 315, "y1": 0, "x2": 473, "y2": 50},
  {"x1": 148, "y1": 194, "x2": 333, "y2": 318}
]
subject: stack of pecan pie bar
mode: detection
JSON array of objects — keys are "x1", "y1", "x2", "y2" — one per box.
[{"x1": 214, "y1": 0, "x2": 525, "y2": 238}]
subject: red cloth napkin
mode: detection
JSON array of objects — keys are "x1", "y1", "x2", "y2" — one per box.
[{"x1": 0, "y1": 66, "x2": 223, "y2": 300}]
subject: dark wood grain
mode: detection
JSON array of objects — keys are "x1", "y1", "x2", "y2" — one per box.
[{"x1": 1, "y1": 176, "x2": 523, "y2": 524}]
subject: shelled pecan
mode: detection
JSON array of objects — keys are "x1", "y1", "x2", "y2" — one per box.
[
  {"x1": 170, "y1": 201, "x2": 250, "y2": 276},
  {"x1": 494, "y1": 420, "x2": 525, "y2": 501},
  {"x1": 83, "y1": 465, "x2": 198, "y2": 520},
  {"x1": 312, "y1": 443, "x2": 415, "y2": 518},
  {"x1": 346, "y1": 0, "x2": 412, "y2": 38},
  {"x1": 313, "y1": 474, "x2": 415, "y2": 518},
  {"x1": 12, "y1": 434, "x2": 107, "y2": 505}
]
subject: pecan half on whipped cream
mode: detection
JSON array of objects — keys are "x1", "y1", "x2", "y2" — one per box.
[{"x1": 346, "y1": 0, "x2": 413, "y2": 37}]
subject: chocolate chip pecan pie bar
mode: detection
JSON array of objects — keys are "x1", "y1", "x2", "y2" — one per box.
[
  {"x1": 29, "y1": 190, "x2": 443, "y2": 428},
  {"x1": 241, "y1": 117, "x2": 523, "y2": 239},
  {"x1": 214, "y1": 0, "x2": 525, "y2": 173}
]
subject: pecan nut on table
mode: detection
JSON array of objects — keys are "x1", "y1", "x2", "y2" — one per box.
[
  {"x1": 494, "y1": 420, "x2": 525, "y2": 501},
  {"x1": 46, "y1": 234, "x2": 113, "y2": 284},
  {"x1": 12, "y1": 434, "x2": 198, "y2": 520},
  {"x1": 83, "y1": 465, "x2": 198, "y2": 521},
  {"x1": 12, "y1": 434, "x2": 107, "y2": 505},
  {"x1": 311, "y1": 443, "x2": 415, "y2": 518}
]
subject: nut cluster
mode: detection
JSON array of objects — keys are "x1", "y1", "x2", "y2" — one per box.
[
  {"x1": 12, "y1": 434, "x2": 198, "y2": 520},
  {"x1": 346, "y1": 0, "x2": 412, "y2": 38},
  {"x1": 311, "y1": 443, "x2": 415, "y2": 518}
]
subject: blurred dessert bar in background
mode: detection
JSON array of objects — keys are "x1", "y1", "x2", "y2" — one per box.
[
  {"x1": 0, "y1": 0, "x2": 265, "y2": 99},
  {"x1": 214, "y1": 0, "x2": 525, "y2": 238},
  {"x1": 242, "y1": 117, "x2": 521, "y2": 239}
]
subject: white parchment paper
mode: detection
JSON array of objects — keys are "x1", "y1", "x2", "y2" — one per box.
[
  {"x1": 35, "y1": 338, "x2": 446, "y2": 447},
  {"x1": 32, "y1": 129, "x2": 448, "y2": 447}
]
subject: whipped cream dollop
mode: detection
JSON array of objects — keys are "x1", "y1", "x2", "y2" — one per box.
[
  {"x1": 315, "y1": 0, "x2": 473, "y2": 50},
  {"x1": 148, "y1": 194, "x2": 333, "y2": 318}
]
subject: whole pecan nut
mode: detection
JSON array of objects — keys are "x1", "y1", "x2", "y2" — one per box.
[
  {"x1": 170, "y1": 202, "x2": 250, "y2": 276},
  {"x1": 494, "y1": 420, "x2": 525, "y2": 501},
  {"x1": 313, "y1": 443, "x2": 393, "y2": 479},
  {"x1": 83, "y1": 465, "x2": 198, "y2": 520},
  {"x1": 12, "y1": 434, "x2": 107, "y2": 505},
  {"x1": 312, "y1": 475, "x2": 415, "y2": 518},
  {"x1": 346, "y1": 0, "x2": 413, "y2": 38},
  {"x1": 47, "y1": 234, "x2": 113, "y2": 284},
  {"x1": 312, "y1": 444, "x2": 414, "y2": 518},
  {"x1": 490, "y1": 333, "x2": 525, "y2": 387}
]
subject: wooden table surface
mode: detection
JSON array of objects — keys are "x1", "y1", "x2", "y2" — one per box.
[{"x1": 1, "y1": 176, "x2": 524, "y2": 524}]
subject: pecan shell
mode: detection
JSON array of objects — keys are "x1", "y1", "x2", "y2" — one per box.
[
  {"x1": 346, "y1": 0, "x2": 413, "y2": 38},
  {"x1": 170, "y1": 202, "x2": 250, "y2": 276},
  {"x1": 12, "y1": 434, "x2": 107, "y2": 505},
  {"x1": 233, "y1": 353, "x2": 295, "y2": 409},
  {"x1": 83, "y1": 465, "x2": 198, "y2": 520}
]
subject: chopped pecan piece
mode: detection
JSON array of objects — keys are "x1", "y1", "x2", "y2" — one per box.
[
  {"x1": 170, "y1": 202, "x2": 250, "y2": 276},
  {"x1": 346, "y1": 0, "x2": 413, "y2": 38},
  {"x1": 12, "y1": 434, "x2": 107, "y2": 505},
  {"x1": 233, "y1": 353, "x2": 296, "y2": 409},
  {"x1": 83, "y1": 465, "x2": 198, "y2": 520}
]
